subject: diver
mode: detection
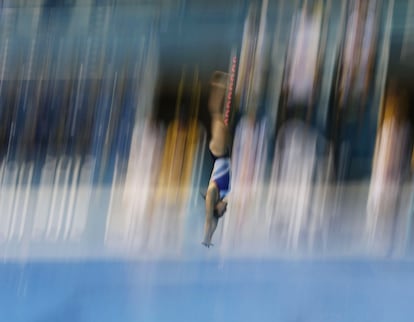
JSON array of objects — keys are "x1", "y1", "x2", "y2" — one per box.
[{"x1": 202, "y1": 71, "x2": 233, "y2": 248}]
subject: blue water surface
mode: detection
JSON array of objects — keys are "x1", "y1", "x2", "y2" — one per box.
[{"x1": 0, "y1": 259, "x2": 413, "y2": 322}]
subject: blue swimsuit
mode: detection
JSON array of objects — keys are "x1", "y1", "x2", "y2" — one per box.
[{"x1": 210, "y1": 157, "x2": 231, "y2": 199}]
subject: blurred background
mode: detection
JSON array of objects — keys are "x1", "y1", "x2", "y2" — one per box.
[
  {"x1": 0, "y1": 0, "x2": 413, "y2": 260},
  {"x1": 2, "y1": 1, "x2": 414, "y2": 321}
]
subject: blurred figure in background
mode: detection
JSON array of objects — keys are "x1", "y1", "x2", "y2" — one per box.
[
  {"x1": 202, "y1": 72, "x2": 232, "y2": 248},
  {"x1": 367, "y1": 80, "x2": 413, "y2": 255},
  {"x1": 338, "y1": 0, "x2": 378, "y2": 109}
]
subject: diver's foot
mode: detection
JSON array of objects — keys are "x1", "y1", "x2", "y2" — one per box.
[{"x1": 210, "y1": 71, "x2": 228, "y2": 89}]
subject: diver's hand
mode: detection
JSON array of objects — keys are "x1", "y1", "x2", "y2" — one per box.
[{"x1": 201, "y1": 241, "x2": 214, "y2": 248}]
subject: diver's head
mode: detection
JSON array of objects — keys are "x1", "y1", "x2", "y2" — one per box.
[{"x1": 214, "y1": 200, "x2": 228, "y2": 218}]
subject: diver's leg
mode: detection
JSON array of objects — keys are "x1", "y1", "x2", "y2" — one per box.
[
  {"x1": 202, "y1": 182, "x2": 220, "y2": 247},
  {"x1": 209, "y1": 71, "x2": 228, "y2": 115},
  {"x1": 210, "y1": 118, "x2": 230, "y2": 157},
  {"x1": 209, "y1": 72, "x2": 230, "y2": 157}
]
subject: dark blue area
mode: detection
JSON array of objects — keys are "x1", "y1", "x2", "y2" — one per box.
[{"x1": 0, "y1": 260, "x2": 413, "y2": 322}]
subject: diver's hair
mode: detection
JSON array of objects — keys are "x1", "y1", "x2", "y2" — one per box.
[
  {"x1": 200, "y1": 191, "x2": 226, "y2": 218},
  {"x1": 213, "y1": 210, "x2": 221, "y2": 218}
]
